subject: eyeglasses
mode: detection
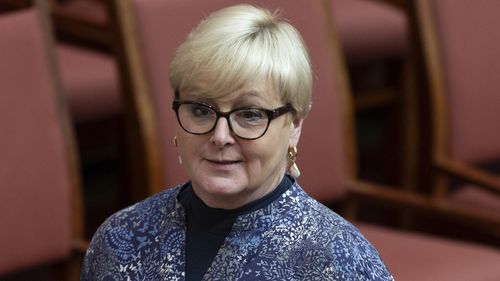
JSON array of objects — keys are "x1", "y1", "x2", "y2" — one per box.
[{"x1": 172, "y1": 100, "x2": 293, "y2": 140}]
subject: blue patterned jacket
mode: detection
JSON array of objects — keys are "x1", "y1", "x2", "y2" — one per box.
[{"x1": 81, "y1": 182, "x2": 394, "y2": 280}]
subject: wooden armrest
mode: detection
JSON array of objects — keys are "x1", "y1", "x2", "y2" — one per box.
[
  {"x1": 435, "y1": 157, "x2": 500, "y2": 195},
  {"x1": 345, "y1": 179, "x2": 431, "y2": 210},
  {"x1": 432, "y1": 198, "x2": 500, "y2": 236},
  {"x1": 345, "y1": 179, "x2": 500, "y2": 236}
]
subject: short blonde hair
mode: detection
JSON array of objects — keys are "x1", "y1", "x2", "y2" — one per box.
[{"x1": 169, "y1": 4, "x2": 312, "y2": 118}]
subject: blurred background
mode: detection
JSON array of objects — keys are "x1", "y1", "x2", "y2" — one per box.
[{"x1": 1, "y1": 0, "x2": 499, "y2": 280}]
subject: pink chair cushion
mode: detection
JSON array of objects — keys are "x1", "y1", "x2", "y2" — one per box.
[
  {"x1": 431, "y1": 1, "x2": 500, "y2": 163},
  {"x1": 57, "y1": 43, "x2": 121, "y2": 122},
  {"x1": 0, "y1": 8, "x2": 71, "y2": 274},
  {"x1": 359, "y1": 223, "x2": 500, "y2": 281},
  {"x1": 132, "y1": 0, "x2": 347, "y2": 200},
  {"x1": 449, "y1": 185, "x2": 500, "y2": 214},
  {"x1": 331, "y1": 0, "x2": 408, "y2": 63}
]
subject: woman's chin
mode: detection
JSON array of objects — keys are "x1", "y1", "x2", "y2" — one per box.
[
  {"x1": 192, "y1": 176, "x2": 250, "y2": 207},
  {"x1": 200, "y1": 176, "x2": 245, "y2": 195}
]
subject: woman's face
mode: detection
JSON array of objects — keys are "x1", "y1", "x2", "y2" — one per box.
[{"x1": 176, "y1": 76, "x2": 303, "y2": 209}]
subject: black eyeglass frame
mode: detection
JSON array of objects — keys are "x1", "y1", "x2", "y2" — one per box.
[{"x1": 172, "y1": 100, "x2": 293, "y2": 140}]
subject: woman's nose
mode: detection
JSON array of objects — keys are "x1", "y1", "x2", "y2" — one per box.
[{"x1": 210, "y1": 117, "x2": 235, "y2": 147}]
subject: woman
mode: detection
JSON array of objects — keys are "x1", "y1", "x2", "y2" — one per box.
[{"x1": 82, "y1": 4, "x2": 393, "y2": 281}]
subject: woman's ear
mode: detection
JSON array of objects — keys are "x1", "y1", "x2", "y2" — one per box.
[{"x1": 289, "y1": 118, "x2": 304, "y2": 148}]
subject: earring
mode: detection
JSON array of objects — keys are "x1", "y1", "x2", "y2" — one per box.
[
  {"x1": 288, "y1": 146, "x2": 300, "y2": 178},
  {"x1": 173, "y1": 136, "x2": 182, "y2": 164}
]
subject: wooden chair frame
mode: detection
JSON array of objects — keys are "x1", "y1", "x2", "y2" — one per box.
[
  {"x1": 414, "y1": 0, "x2": 500, "y2": 195},
  {"x1": 36, "y1": 0, "x2": 88, "y2": 277},
  {"x1": 407, "y1": 0, "x2": 500, "y2": 237},
  {"x1": 106, "y1": 0, "x2": 164, "y2": 200},
  {"x1": 322, "y1": 0, "x2": 500, "y2": 241}
]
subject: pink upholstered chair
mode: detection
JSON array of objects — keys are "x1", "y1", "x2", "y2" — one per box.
[
  {"x1": 326, "y1": 0, "x2": 414, "y2": 188},
  {"x1": 0, "y1": 0, "x2": 122, "y2": 123},
  {"x1": 409, "y1": 0, "x2": 500, "y2": 240},
  {"x1": 108, "y1": 1, "x2": 500, "y2": 279},
  {"x1": 331, "y1": 0, "x2": 408, "y2": 64},
  {"x1": 318, "y1": 2, "x2": 500, "y2": 279},
  {"x1": 0, "y1": 1, "x2": 85, "y2": 279}
]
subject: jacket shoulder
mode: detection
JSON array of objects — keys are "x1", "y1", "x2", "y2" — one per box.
[{"x1": 290, "y1": 184, "x2": 394, "y2": 280}]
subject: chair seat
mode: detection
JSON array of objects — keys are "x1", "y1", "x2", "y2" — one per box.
[
  {"x1": 449, "y1": 185, "x2": 500, "y2": 214},
  {"x1": 57, "y1": 43, "x2": 122, "y2": 122},
  {"x1": 358, "y1": 223, "x2": 500, "y2": 281},
  {"x1": 332, "y1": 0, "x2": 408, "y2": 63}
]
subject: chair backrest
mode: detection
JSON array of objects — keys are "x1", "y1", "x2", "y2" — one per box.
[
  {"x1": 330, "y1": 0, "x2": 408, "y2": 63},
  {"x1": 113, "y1": 0, "x2": 352, "y2": 202},
  {"x1": 415, "y1": 0, "x2": 500, "y2": 165},
  {"x1": 0, "y1": 2, "x2": 82, "y2": 275}
]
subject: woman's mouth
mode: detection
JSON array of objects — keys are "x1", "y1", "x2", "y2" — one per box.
[
  {"x1": 205, "y1": 158, "x2": 242, "y2": 170},
  {"x1": 206, "y1": 159, "x2": 241, "y2": 165}
]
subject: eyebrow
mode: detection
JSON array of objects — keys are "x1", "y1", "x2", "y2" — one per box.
[
  {"x1": 181, "y1": 85, "x2": 279, "y2": 110},
  {"x1": 229, "y1": 90, "x2": 272, "y2": 106}
]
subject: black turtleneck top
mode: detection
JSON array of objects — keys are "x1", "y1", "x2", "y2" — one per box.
[{"x1": 177, "y1": 175, "x2": 293, "y2": 281}]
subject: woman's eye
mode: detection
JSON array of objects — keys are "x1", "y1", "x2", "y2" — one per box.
[
  {"x1": 190, "y1": 104, "x2": 213, "y2": 118},
  {"x1": 237, "y1": 109, "x2": 265, "y2": 121}
]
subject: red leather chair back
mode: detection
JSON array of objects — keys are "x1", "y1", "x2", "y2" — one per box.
[
  {"x1": 0, "y1": 7, "x2": 72, "y2": 275},
  {"x1": 430, "y1": 1, "x2": 500, "y2": 164},
  {"x1": 130, "y1": 0, "x2": 348, "y2": 201}
]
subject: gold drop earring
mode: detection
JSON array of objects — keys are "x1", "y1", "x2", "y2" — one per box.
[
  {"x1": 288, "y1": 146, "x2": 300, "y2": 178},
  {"x1": 173, "y1": 136, "x2": 183, "y2": 165}
]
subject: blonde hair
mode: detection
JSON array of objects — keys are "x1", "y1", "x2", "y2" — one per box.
[{"x1": 169, "y1": 4, "x2": 312, "y2": 118}]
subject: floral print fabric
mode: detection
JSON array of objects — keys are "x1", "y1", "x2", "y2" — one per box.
[{"x1": 81, "y1": 182, "x2": 394, "y2": 280}]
